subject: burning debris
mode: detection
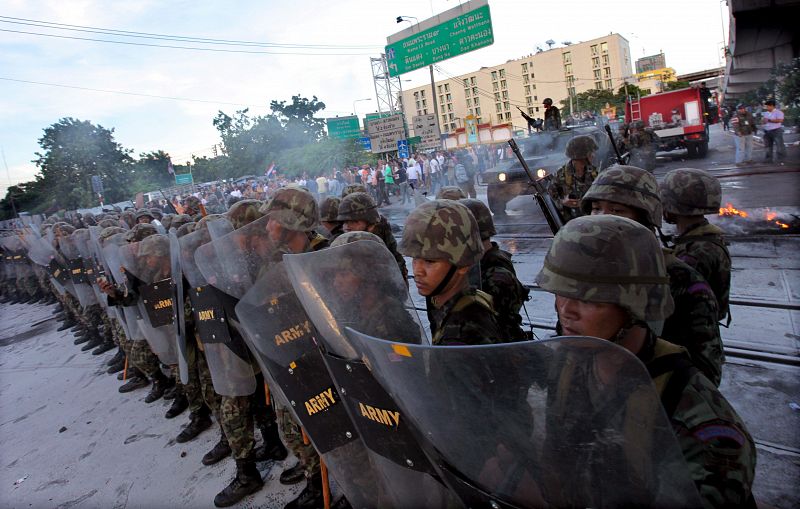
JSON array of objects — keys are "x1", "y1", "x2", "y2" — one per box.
[{"x1": 717, "y1": 203, "x2": 796, "y2": 233}]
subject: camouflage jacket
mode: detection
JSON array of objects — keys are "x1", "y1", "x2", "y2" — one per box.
[
  {"x1": 732, "y1": 110, "x2": 756, "y2": 136},
  {"x1": 481, "y1": 243, "x2": 529, "y2": 341},
  {"x1": 548, "y1": 161, "x2": 599, "y2": 220},
  {"x1": 371, "y1": 215, "x2": 408, "y2": 280},
  {"x1": 661, "y1": 251, "x2": 724, "y2": 386},
  {"x1": 674, "y1": 220, "x2": 731, "y2": 322},
  {"x1": 428, "y1": 287, "x2": 503, "y2": 346},
  {"x1": 643, "y1": 338, "x2": 756, "y2": 508}
]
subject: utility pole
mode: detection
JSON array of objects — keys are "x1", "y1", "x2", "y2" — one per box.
[
  {"x1": 1, "y1": 147, "x2": 18, "y2": 218},
  {"x1": 430, "y1": 64, "x2": 443, "y2": 148}
]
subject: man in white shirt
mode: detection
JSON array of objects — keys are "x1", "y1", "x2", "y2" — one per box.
[
  {"x1": 316, "y1": 174, "x2": 328, "y2": 200},
  {"x1": 429, "y1": 155, "x2": 441, "y2": 195},
  {"x1": 406, "y1": 159, "x2": 420, "y2": 191},
  {"x1": 761, "y1": 99, "x2": 786, "y2": 162}
]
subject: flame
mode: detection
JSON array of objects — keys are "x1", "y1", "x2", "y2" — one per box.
[
  {"x1": 763, "y1": 209, "x2": 790, "y2": 229},
  {"x1": 719, "y1": 203, "x2": 748, "y2": 218}
]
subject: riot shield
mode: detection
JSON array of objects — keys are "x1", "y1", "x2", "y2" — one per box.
[
  {"x1": 281, "y1": 242, "x2": 458, "y2": 508},
  {"x1": 56, "y1": 234, "x2": 97, "y2": 308},
  {"x1": 94, "y1": 231, "x2": 134, "y2": 339},
  {"x1": 3, "y1": 234, "x2": 33, "y2": 279},
  {"x1": 118, "y1": 235, "x2": 178, "y2": 365},
  {"x1": 169, "y1": 230, "x2": 189, "y2": 384},
  {"x1": 103, "y1": 235, "x2": 145, "y2": 342},
  {"x1": 179, "y1": 226, "x2": 256, "y2": 396},
  {"x1": 347, "y1": 332, "x2": 704, "y2": 508},
  {"x1": 73, "y1": 228, "x2": 106, "y2": 307}
]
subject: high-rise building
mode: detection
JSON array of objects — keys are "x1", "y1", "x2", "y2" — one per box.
[
  {"x1": 400, "y1": 34, "x2": 633, "y2": 136},
  {"x1": 635, "y1": 53, "x2": 667, "y2": 74}
]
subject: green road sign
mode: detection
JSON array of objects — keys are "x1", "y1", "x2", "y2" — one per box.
[
  {"x1": 408, "y1": 136, "x2": 422, "y2": 145},
  {"x1": 385, "y1": 1, "x2": 493, "y2": 77},
  {"x1": 326, "y1": 116, "x2": 361, "y2": 139},
  {"x1": 175, "y1": 173, "x2": 193, "y2": 185}
]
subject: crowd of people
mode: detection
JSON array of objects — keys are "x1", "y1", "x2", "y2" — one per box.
[{"x1": 0, "y1": 151, "x2": 756, "y2": 507}]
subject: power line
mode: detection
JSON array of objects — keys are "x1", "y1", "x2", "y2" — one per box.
[
  {"x1": 0, "y1": 15, "x2": 381, "y2": 50},
  {"x1": 0, "y1": 28, "x2": 376, "y2": 56}
]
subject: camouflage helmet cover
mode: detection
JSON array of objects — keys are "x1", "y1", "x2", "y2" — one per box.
[
  {"x1": 581, "y1": 165, "x2": 663, "y2": 228},
  {"x1": 99, "y1": 226, "x2": 126, "y2": 244},
  {"x1": 175, "y1": 222, "x2": 196, "y2": 238},
  {"x1": 460, "y1": 198, "x2": 496, "y2": 240},
  {"x1": 97, "y1": 218, "x2": 119, "y2": 229},
  {"x1": 149, "y1": 208, "x2": 163, "y2": 220},
  {"x1": 134, "y1": 209, "x2": 154, "y2": 221},
  {"x1": 398, "y1": 199, "x2": 484, "y2": 267},
  {"x1": 226, "y1": 199, "x2": 264, "y2": 230},
  {"x1": 337, "y1": 192, "x2": 380, "y2": 224},
  {"x1": 183, "y1": 196, "x2": 201, "y2": 208},
  {"x1": 160, "y1": 214, "x2": 174, "y2": 231},
  {"x1": 125, "y1": 223, "x2": 158, "y2": 243},
  {"x1": 341, "y1": 183, "x2": 368, "y2": 198},
  {"x1": 54, "y1": 223, "x2": 75, "y2": 237},
  {"x1": 330, "y1": 230, "x2": 384, "y2": 248},
  {"x1": 535, "y1": 215, "x2": 674, "y2": 323},
  {"x1": 138, "y1": 233, "x2": 170, "y2": 258},
  {"x1": 259, "y1": 187, "x2": 319, "y2": 232},
  {"x1": 319, "y1": 197, "x2": 342, "y2": 223},
  {"x1": 565, "y1": 135, "x2": 599, "y2": 159},
  {"x1": 195, "y1": 214, "x2": 225, "y2": 233},
  {"x1": 436, "y1": 186, "x2": 467, "y2": 200},
  {"x1": 659, "y1": 168, "x2": 721, "y2": 215},
  {"x1": 169, "y1": 214, "x2": 192, "y2": 232}
]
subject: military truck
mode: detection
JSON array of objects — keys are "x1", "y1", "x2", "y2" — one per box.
[{"x1": 483, "y1": 124, "x2": 616, "y2": 216}]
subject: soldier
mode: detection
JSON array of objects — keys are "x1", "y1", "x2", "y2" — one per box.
[
  {"x1": 660, "y1": 168, "x2": 731, "y2": 324},
  {"x1": 134, "y1": 209, "x2": 154, "y2": 224},
  {"x1": 535, "y1": 215, "x2": 755, "y2": 508},
  {"x1": 97, "y1": 226, "x2": 130, "y2": 375},
  {"x1": 341, "y1": 183, "x2": 367, "y2": 198},
  {"x1": 169, "y1": 214, "x2": 193, "y2": 232},
  {"x1": 399, "y1": 200, "x2": 503, "y2": 345},
  {"x1": 543, "y1": 97, "x2": 561, "y2": 131},
  {"x1": 336, "y1": 192, "x2": 407, "y2": 279},
  {"x1": 628, "y1": 120, "x2": 656, "y2": 170},
  {"x1": 182, "y1": 196, "x2": 204, "y2": 220},
  {"x1": 436, "y1": 186, "x2": 467, "y2": 200},
  {"x1": 580, "y1": 165, "x2": 724, "y2": 385},
  {"x1": 318, "y1": 196, "x2": 343, "y2": 240},
  {"x1": 460, "y1": 198, "x2": 530, "y2": 341},
  {"x1": 548, "y1": 135, "x2": 599, "y2": 222}
]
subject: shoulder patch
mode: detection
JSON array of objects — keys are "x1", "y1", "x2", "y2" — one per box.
[{"x1": 692, "y1": 424, "x2": 745, "y2": 446}]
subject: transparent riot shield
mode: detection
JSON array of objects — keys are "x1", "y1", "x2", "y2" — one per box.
[
  {"x1": 179, "y1": 226, "x2": 256, "y2": 396},
  {"x1": 73, "y1": 228, "x2": 106, "y2": 307},
  {"x1": 103, "y1": 234, "x2": 145, "y2": 341},
  {"x1": 118, "y1": 235, "x2": 178, "y2": 365},
  {"x1": 95, "y1": 231, "x2": 134, "y2": 339},
  {"x1": 3, "y1": 235, "x2": 33, "y2": 280},
  {"x1": 345, "y1": 331, "x2": 704, "y2": 508},
  {"x1": 277, "y1": 241, "x2": 458, "y2": 508},
  {"x1": 169, "y1": 230, "x2": 189, "y2": 384},
  {"x1": 24, "y1": 232, "x2": 71, "y2": 295},
  {"x1": 56, "y1": 234, "x2": 98, "y2": 309}
]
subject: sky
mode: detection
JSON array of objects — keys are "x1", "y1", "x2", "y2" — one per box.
[{"x1": 0, "y1": 0, "x2": 730, "y2": 198}]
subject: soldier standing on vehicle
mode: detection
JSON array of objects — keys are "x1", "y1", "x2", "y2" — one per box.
[
  {"x1": 548, "y1": 135, "x2": 599, "y2": 222},
  {"x1": 536, "y1": 215, "x2": 755, "y2": 508},
  {"x1": 461, "y1": 199, "x2": 530, "y2": 341},
  {"x1": 543, "y1": 98, "x2": 561, "y2": 131},
  {"x1": 580, "y1": 165, "x2": 724, "y2": 385},
  {"x1": 399, "y1": 200, "x2": 503, "y2": 345},
  {"x1": 660, "y1": 168, "x2": 732, "y2": 324}
]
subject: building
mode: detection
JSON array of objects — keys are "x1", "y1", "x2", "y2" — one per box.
[
  {"x1": 635, "y1": 53, "x2": 667, "y2": 74},
  {"x1": 400, "y1": 34, "x2": 633, "y2": 136},
  {"x1": 635, "y1": 67, "x2": 678, "y2": 94}
]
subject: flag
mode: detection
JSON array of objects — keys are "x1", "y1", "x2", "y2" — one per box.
[
  {"x1": 265, "y1": 162, "x2": 276, "y2": 178},
  {"x1": 167, "y1": 158, "x2": 175, "y2": 175}
]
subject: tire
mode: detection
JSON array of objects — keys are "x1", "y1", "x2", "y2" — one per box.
[
  {"x1": 686, "y1": 143, "x2": 698, "y2": 159},
  {"x1": 697, "y1": 141, "x2": 709, "y2": 158},
  {"x1": 487, "y1": 184, "x2": 508, "y2": 216}
]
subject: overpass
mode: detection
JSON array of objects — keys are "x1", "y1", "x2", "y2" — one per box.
[{"x1": 677, "y1": 68, "x2": 723, "y2": 83}]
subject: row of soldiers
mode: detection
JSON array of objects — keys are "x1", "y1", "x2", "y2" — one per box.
[{"x1": 1, "y1": 162, "x2": 753, "y2": 508}]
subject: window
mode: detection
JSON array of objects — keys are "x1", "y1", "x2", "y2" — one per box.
[
  {"x1": 423, "y1": 108, "x2": 427, "y2": 114},
  {"x1": 491, "y1": 71, "x2": 498, "y2": 80},
  {"x1": 500, "y1": 80, "x2": 507, "y2": 89},
  {"x1": 437, "y1": 85, "x2": 443, "y2": 93},
  {"x1": 420, "y1": 90, "x2": 425, "y2": 97},
  {"x1": 496, "y1": 103, "x2": 502, "y2": 113},
  {"x1": 471, "y1": 77, "x2": 476, "y2": 85},
  {"x1": 502, "y1": 91, "x2": 508, "y2": 99},
  {"x1": 444, "y1": 83, "x2": 450, "y2": 92},
  {"x1": 530, "y1": 73, "x2": 535, "y2": 79},
  {"x1": 503, "y1": 101, "x2": 510, "y2": 110},
  {"x1": 535, "y1": 107, "x2": 540, "y2": 113},
  {"x1": 494, "y1": 92, "x2": 501, "y2": 101},
  {"x1": 568, "y1": 87, "x2": 575, "y2": 96},
  {"x1": 605, "y1": 79, "x2": 613, "y2": 89},
  {"x1": 474, "y1": 97, "x2": 479, "y2": 106},
  {"x1": 463, "y1": 79, "x2": 469, "y2": 88},
  {"x1": 521, "y1": 63, "x2": 528, "y2": 72},
  {"x1": 531, "y1": 83, "x2": 536, "y2": 90},
  {"x1": 450, "y1": 122, "x2": 456, "y2": 130},
  {"x1": 439, "y1": 95, "x2": 444, "y2": 104},
  {"x1": 446, "y1": 93, "x2": 451, "y2": 101},
  {"x1": 497, "y1": 114, "x2": 503, "y2": 123},
  {"x1": 422, "y1": 99, "x2": 427, "y2": 107},
  {"x1": 413, "y1": 91, "x2": 419, "y2": 99},
  {"x1": 415, "y1": 100, "x2": 420, "y2": 109},
  {"x1": 595, "y1": 81, "x2": 603, "y2": 90},
  {"x1": 472, "y1": 87, "x2": 478, "y2": 95},
  {"x1": 591, "y1": 44, "x2": 598, "y2": 55},
  {"x1": 567, "y1": 76, "x2": 575, "y2": 85},
  {"x1": 564, "y1": 64, "x2": 573, "y2": 74},
  {"x1": 493, "y1": 82, "x2": 499, "y2": 91},
  {"x1": 523, "y1": 75, "x2": 529, "y2": 84},
  {"x1": 448, "y1": 113, "x2": 454, "y2": 121},
  {"x1": 524, "y1": 85, "x2": 530, "y2": 95},
  {"x1": 475, "y1": 107, "x2": 481, "y2": 116},
  {"x1": 505, "y1": 112, "x2": 511, "y2": 120},
  {"x1": 528, "y1": 107, "x2": 534, "y2": 115},
  {"x1": 592, "y1": 57, "x2": 600, "y2": 67},
  {"x1": 534, "y1": 95, "x2": 538, "y2": 101},
  {"x1": 442, "y1": 115, "x2": 448, "y2": 124},
  {"x1": 466, "y1": 98, "x2": 472, "y2": 107},
  {"x1": 465, "y1": 89, "x2": 471, "y2": 97},
  {"x1": 600, "y1": 42, "x2": 608, "y2": 53},
  {"x1": 602, "y1": 55, "x2": 609, "y2": 66},
  {"x1": 499, "y1": 69, "x2": 505, "y2": 77},
  {"x1": 468, "y1": 108, "x2": 473, "y2": 115},
  {"x1": 447, "y1": 103, "x2": 452, "y2": 112},
  {"x1": 603, "y1": 67, "x2": 611, "y2": 78},
  {"x1": 562, "y1": 52, "x2": 571, "y2": 63},
  {"x1": 526, "y1": 97, "x2": 532, "y2": 105},
  {"x1": 477, "y1": 116, "x2": 482, "y2": 123},
  {"x1": 594, "y1": 69, "x2": 601, "y2": 79}
]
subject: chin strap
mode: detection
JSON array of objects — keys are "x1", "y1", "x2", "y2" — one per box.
[
  {"x1": 611, "y1": 316, "x2": 650, "y2": 345},
  {"x1": 429, "y1": 264, "x2": 458, "y2": 307}
]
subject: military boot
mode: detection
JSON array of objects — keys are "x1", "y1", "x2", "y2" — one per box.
[
  {"x1": 81, "y1": 335, "x2": 103, "y2": 352},
  {"x1": 175, "y1": 411, "x2": 213, "y2": 443},
  {"x1": 118, "y1": 372, "x2": 149, "y2": 393},
  {"x1": 213, "y1": 458, "x2": 263, "y2": 507},
  {"x1": 107, "y1": 358, "x2": 126, "y2": 374},
  {"x1": 202, "y1": 433, "x2": 232, "y2": 465},
  {"x1": 106, "y1": 349, "x2": 125, "y2": 366},
  {"x1": 254, "y1": 422, "x2": 288, "y2": 462},
  {"x1": 70, "y1": 323, "x2": 84, "y2": 333},
  {"x1": 73, "y1": 332, "x2": 91, "y2": 345},
  {"x1": 284, "y1": 472, "x2": 323, "y2": 509},
  {"x1": 279, "y1": 464, "x2": 306, "y2": 485},
  {"x1": 57, "y1": 320, "x2": 77, "y2": 331},
  {"x1": 165, "y1": 393, "x2": 188, "y2": 419},
  {"x1": 52, "y1": 303, "x2": 64, "y2": 314},
  {"x1": 117, "y1": 365, "x2": 139, "y2": 381},
  {"x1": 163, "y1": 385, "x2": 178, "y2": 400},
  {"x1": 92, "y1": 339, "x2": 116, "y2": 355},
  {"x1": 144, "y1": 372, "x2": 173, "y2": 403}
]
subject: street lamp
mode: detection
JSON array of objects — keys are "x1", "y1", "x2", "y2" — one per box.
[
  {"x1": 353, "y1": 97, "x2": 372, "y2": 117},
  {"x1": 396, "y1": 15, "x2": 418, "y2": 25}
]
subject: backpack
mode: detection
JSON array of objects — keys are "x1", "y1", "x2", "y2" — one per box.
[{"x1": 455, "y1": 163, "x2": 469, "y2": 184}]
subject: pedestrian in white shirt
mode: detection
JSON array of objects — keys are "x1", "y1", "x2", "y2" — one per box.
[{"x1": 761, "y1": 99, "x2": 786, "y2": 162}]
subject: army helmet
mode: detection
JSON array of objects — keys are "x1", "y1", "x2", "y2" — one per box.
[
  {"x1": 581, "y1": 165, "x2": 663, "y2": 228},
  {"x1": 175, "y1": 222, "x2": 196, "y2": 238},
  {"x1": 195, "y1": 213, "x2": 225, "y2": 232},
  {"x1": 543, "y1": 98, "x2": 553, "y2": 106},
  {"x1": 436, "y1": 186, "x2": 467, "y2": 200},
  {"x1": 125, "y1": 223, "x2": 158, "y2": 243},
  {"x1": 134, "y1": 209, "x2": 154, "y2": 222},
  {"x1": 97, "y1": 218, "x2": 119, "y2": 229},
  {"x1": 138, "y1": 233, "x2": 170, "y2": 257},
  {"x1": 535, "y1": 215, "x2": 674, "y2": 324},
  {"x1": 226, "y1": 199, "x2": 264, "y2": 230},
  {"x1": 399, "y1": 199, "x2": 484, "y2": 268},
  {"x1": 183, "y1": 195, "x2": 202, "y2": 211},
  {"x1": 330, "y1": 230, "x2": 384, "y2": 248},
  {"x1": 259, "y1": 187, "x2": 319, "y2": 232},
  {"x1": 341, "y1": 183, "x2": 368, "y2": 198},
  {"x1": 659, "y1": 168, "x2": 721, "y2": 216},
  {"x1": 149, "y1": 208, "x2": 164, "y2": 220},
  {"x1": 460, "y1": 198, "x2": 496, "y2": 240},
  {"x1": 99, "y1": 226, "x2": 126, "y2": 244},
  {"x1": 336, "y1": 192, "x2": 380, "y2": 224},
  {"x1": 319, "y1": 197, "x2": 342, "y2": 223},
  {"x1": 169, "y1": 214, "x2": 193, "y2": 232},
  {"x1": 565, "y1": 135, "x2": 599, "y2": 160}
]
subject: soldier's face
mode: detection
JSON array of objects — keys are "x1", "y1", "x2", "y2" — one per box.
[
  {"x1": 412, "y1": 259, "x2": 464, "y2": 296},
  {"x1": 266, "y1": 218, "x2": 283, "y2": 243},
  {"x1": 343, "y1": 220, "x2": 369, "y2": 233},
  {"x1": 589, "y1": 200, "x2": 639, "y2": 222},
  {"x1": 555, "y1": 296, "x2": 628, "y2": 341},
  {"x1": 333, "y1": 270, "x2": 361, "y2": 300},
  {"x1": 137, "y1": 217, "x2": 152, "y2": 224}
]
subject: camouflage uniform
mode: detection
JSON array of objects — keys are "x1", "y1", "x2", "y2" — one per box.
[
  {"x1": 580, "y1": 165, "x2": 725, "y2": 384},
  {"x1": 660, "y1": 169, "x2": 731, "y2": 322},
  {"x1": 536, "y1": 215, "x2": 755, "y2": 508},
  {"x1": 182, "y1": 196, "x2": 204, "y2": 221},
  {"x1": 399, "y1": 199, "x2": 503, "y2": 345},
  {"x1": 461, "y1": 198, "x2": 529, "y2": 341},
  {"x1": 548, "y1": 136, "x2": 600, "y2": 221},
  {"x1": 436, "y1": 186, "x2": 467, "y2": 200}
]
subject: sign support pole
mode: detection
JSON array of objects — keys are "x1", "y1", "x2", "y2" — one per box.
[{"x1": 429, "y1": 64, "x2": 443, "y2": 150}]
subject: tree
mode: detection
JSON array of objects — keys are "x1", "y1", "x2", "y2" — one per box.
[{"x1": 664, "y1": 80, "x2": 691, "y2": 91}]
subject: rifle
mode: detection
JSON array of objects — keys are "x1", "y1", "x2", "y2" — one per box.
[
  {"x1": 604, "y1": 125, "x2": 629, "y2": 165},
  {"x1": 516, "y1": 106, "x2": 535, "y2": 134},
  {"x1": 159, "y1": 189, "x2": 179, "y2": 215},
  {"x1": 507, "y1": 139, "x2": 564, "y2": 234}
]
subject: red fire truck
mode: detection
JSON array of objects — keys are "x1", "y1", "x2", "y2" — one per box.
[{"x1": 625, "y1": 87, "x2": 716, "y2": 158}]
